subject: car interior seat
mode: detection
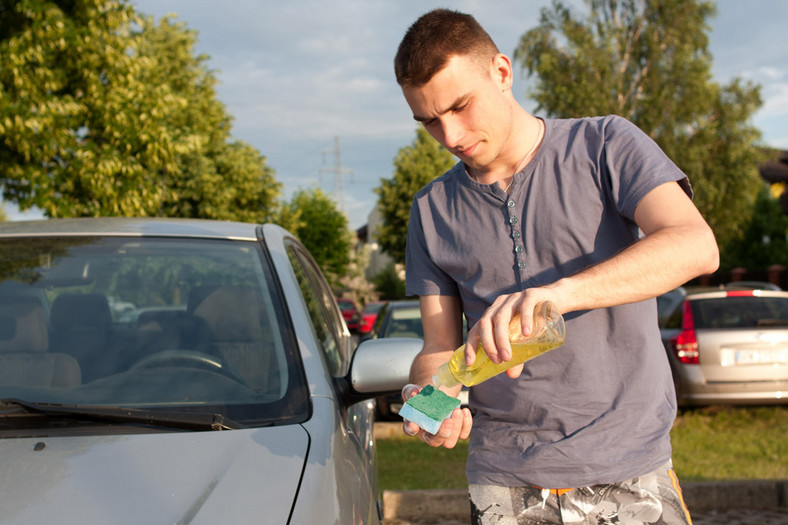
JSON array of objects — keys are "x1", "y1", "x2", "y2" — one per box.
[
  {"x1": 49, "y1": 293, "x2": 114, "y2": 382},
  {"x1": 0, "y1": 295, "x2": 82, "y2": 388},
  {"x1": 188, "y1": 285, "x2": 279, "y2": 394}
]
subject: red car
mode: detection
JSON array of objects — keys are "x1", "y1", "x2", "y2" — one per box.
[
  {"x1": 337, "y1": 297, "x2": 361, "y2": 332},
  {"x1": 358, "y1": 301, "x2": 386, "y2": 335}
]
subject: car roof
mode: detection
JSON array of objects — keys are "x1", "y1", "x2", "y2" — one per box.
[
  {"x1": 385, "y1": 300, "x2": 419, "y2": 309},
  {"x1": 686, "y1": 289, "x2": 788, "y2": 300},
  {"x1": 0, "y1": 218, "x2": 260, "y2": 240}
]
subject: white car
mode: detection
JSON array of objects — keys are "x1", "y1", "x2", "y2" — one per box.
[
  {"x1": 0, "y1": 218, "x2": 420, "y2": 524},
  {"x1": 659, "y1": 286, "x2": 788, "y2": 406}
]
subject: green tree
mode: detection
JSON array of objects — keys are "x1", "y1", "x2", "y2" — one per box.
[
  {"x1": 723, "y1": 186, "x2": 788, "y2": 271},
  {"x1": 0, "y1": 0, "x2": 280, "y2": 220},
  {"x1": 514, "y1": 0, "x2": 764, "y2": 250},
  {"x1": 375, "y1": 127, "x2": 455, "y2": 265},
  {"x1": 284, "y1": 188, "x2": 353, "y2": 289},
  {"x1": 372, "y1": 262, "x2": 407, "y2": 300},
  {"x1": 338, "y1": 242, "x2": 378, "y2": 307}
]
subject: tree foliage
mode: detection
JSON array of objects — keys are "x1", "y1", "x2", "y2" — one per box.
[
  {"x1": 514, "y1": 0, "x2": 764, "y2": 250},
  {"x1": 723, "y1": 186, "x2": 788, "y2": 271},
  {"x1": 372, "y1": 262, "x2": 407, "y2": 300},
  {"x1": 0, "y1": 0, "x2": 280, "y2": 220},
  {"x1": 375, "y1": 127, "x2": 455, "y2": 265},
  {"x1": 282, "y1": 188, "x2": 353, "y2": 289}
]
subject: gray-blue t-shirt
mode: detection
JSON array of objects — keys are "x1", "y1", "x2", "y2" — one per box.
[{"x1": 405, "y1": 115, "x2": 689, "y2": 488}]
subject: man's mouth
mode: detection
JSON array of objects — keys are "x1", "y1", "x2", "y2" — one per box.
[{"x1": 456, "y1": 142, "x2": 479, "y2": 157}]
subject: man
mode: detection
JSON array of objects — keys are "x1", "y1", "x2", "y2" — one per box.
[{"x1": 395, "y1": 8, "x2": 719, "y2": 524}]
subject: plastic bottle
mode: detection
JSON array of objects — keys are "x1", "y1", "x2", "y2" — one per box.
[{"x1": 433, "y1": 301, "x2": 566, "y2": 388}]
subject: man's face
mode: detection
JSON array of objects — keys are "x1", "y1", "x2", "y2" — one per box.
[{"x1": 402, "y1": 54, "x2": 513, "y2": 173}]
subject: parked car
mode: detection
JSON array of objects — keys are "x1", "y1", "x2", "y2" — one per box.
[
  {"x1": 724, "y1": 280, "x2": 781, "y2": 291},
  {"x1": 0, "y1": 218, "x2": 422, "y2": 525},
  {"x1": 369, "y1": 300, "x2": 469, "y2": 419},
  {"x1": 337, "y1": 297, "x2": 361, "y2": 332},
  {"x1": 658, "y1": 286, "x2": 788, "y2": 406},
  {"x1": 371, "y1": 300, "x2": 425, "y2": 340},
  {"x1": 358, "y1": 300, "x2": 386, "y2": 336}
]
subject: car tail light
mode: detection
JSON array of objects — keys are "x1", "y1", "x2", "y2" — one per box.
[{"x1": 669, "y1": 301, "x2": 699, "y2": 364}]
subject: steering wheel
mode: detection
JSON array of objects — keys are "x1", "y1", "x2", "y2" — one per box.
[{"x1": 130, "y1": 349, "x2": 250, "y2": 387}]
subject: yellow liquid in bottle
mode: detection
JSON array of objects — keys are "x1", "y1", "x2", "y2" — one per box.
[
  {"x1": 439, "y1": 340, "x2": 563, "y2": 387},
  {"x1": 433, "y1": 301, "x2": 565, "y2": 388}
]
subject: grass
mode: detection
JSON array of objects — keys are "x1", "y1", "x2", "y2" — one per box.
[
  {"x1": 376, "y1": 405, "x2": 788, "y2": 491},
  {"x1": 671, "y1": 405, "x2": 788, "y2": 480}
]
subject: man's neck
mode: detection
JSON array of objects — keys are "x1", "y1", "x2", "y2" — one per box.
[{"x1": 469, "y1": 112, "x2": 543, "y2": 185}]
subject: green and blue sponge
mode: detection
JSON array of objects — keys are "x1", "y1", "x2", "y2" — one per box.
[{"x1": 399, "y1": 385, "x2": 461, "y2": 435}]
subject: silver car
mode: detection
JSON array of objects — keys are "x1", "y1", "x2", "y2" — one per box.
[
  {"x1": 659, "y1": 286, "x2": 788, "y2": 406},
  {"x1": 0, "y1": 218, "x2": 420, "y2": 524}
]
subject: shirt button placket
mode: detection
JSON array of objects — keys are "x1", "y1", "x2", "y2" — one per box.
[{"x1": 507, "y1": 199, "x2": 525, "y2": 274}]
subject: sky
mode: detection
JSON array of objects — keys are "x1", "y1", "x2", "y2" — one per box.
[{"x1": 7, "y1": 1, "x2": 788, "y2": 228}]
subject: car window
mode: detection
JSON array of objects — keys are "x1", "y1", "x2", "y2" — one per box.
[
  {"x1": 285, "y1": 241, "x2": 348, "y2": 376},
  {"x1": 664, "y1": 303, "x2": 684, "y2": 329},
  {"x1": 0, "y1": 236, "x2": 310, "y2": 426},
  {"x1": 362, "y1": 302, "x2": 384, "y2": 315},
  {"x1": 383, "y1": 306, "x2": 424, "y2": 338},
  {"x1": 691, "y1": 296, "x2": 788, "y2": 329}
]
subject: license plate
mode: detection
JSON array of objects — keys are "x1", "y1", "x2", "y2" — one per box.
[{"x1": 721, "y1": 348, "x2": 788, "y2": 366}]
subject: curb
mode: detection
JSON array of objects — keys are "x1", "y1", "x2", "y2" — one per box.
[{"x1": 382, "y1": 480, "x2": 788, "y2": 523}]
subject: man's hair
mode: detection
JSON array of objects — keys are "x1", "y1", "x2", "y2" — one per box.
[{"x1": 395, "y1": 9, "x2": 499, "y2": 87}]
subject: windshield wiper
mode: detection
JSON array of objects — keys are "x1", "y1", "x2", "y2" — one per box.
[{"x1": 0, "y1": 399, "x2": 243, "y2": 431}]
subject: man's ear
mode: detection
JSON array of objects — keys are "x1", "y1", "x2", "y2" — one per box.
[{"x1": 490, "y1": 53, "x2": 514, "y2": 91}]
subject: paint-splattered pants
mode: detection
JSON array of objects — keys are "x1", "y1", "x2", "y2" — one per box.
[{"x1": 469, "y1": 462, "x2": 692, "y2": 524}]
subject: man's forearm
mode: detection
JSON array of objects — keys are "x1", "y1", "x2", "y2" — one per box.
[
  {"x1": 409, "y1": 345, "x2": 463, "y2": 396},
  {"x1": 550, "y1": 221, "x2": 718, "y2": 314}
]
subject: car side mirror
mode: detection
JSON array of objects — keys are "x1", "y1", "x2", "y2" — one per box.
[{"x1": 338, "y1": 337, "x2": 423, "y2": 405}]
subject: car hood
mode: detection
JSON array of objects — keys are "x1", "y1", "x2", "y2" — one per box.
[{"x1": 0, "y1": 425, "x2": 309, "y2": 525}]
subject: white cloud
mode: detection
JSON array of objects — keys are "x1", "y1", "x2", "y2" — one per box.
[
  {"x1": 762, "y1": 83, "x2": 788, "y2": 113},
  {"x1": 758, "y1": 67, "x2": 785, "y2": 81}
]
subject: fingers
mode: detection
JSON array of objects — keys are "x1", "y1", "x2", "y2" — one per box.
[
  {"x1": 402, "y1": 419, "x2": 420, "y2": 436},
  {"x1": 420, "y1": 407, "x2": 472, "y2": 449},
  {"x1": 401, "y1": 384, "x2": 424, "y2": 436},
  {"x1": 401, "y1": 383, "x2": 420, "y2": 402},
  {"x1": 473, "y1": 298, "x2": 515, "y2": 364},
  {"x1": 505, "y1": 363, "x2": 524, "y2": 379},
  {"x1": 458, "y1": 407, "x2": 473, "y2": 440},
  {"x1": 474, "y1": 289, "x2": 563, "y2": 361}
]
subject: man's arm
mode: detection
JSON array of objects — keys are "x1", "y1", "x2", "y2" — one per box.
[
  {"x1": 403, "y1": 294, "x2": 472, "y2": 447},
  {"x1": 469, "y1": 180, "x2": 719, "y2": 368},
  {"x1": 409, "y1": 294, "x2": 464, "y2": 388}
]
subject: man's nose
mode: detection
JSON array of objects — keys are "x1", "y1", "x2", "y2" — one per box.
[{"x1": 440, "y1": 117, "x2": 464, "y2": 149}]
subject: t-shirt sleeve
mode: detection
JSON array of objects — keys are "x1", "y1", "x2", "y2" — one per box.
[
  {"x1": 602, "y1": 116, "x2": 692, "y2": 220},
  {"x1": 405, "y1": 195, "x2": 459, "y2": 298}
]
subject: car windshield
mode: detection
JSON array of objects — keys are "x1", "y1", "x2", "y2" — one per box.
[
  {"x1": 383, "y1": 305, "x2": 424, "y2": 338},
  {"x1": 691, "y1": 296, "x2": 788, "y2": 329},
  {"x1": 0, "y1": 236, "x2": 308, "y2": 428}
]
